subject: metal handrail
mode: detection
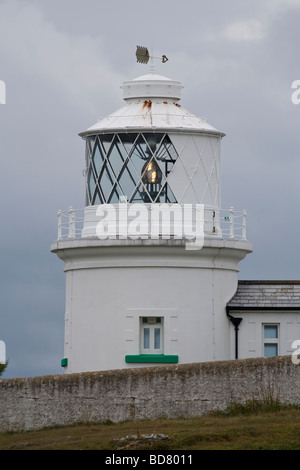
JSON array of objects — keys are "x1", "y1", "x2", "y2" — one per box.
[
  {"x1": 56, "y1": 205, "x2": 247, "y2": 241},
  {"x1": 57, "y1": 208, "x2": 85, "y2": 240},
  {"x1": 218, "y1": 207, "x2": 247, "y2": 241}
]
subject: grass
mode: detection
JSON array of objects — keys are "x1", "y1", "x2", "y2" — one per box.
[{"x1": 1, "y1": 401, "x2": 300, "y2": 450}]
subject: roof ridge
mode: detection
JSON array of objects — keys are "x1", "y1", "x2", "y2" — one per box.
[{"x1": 238, "y1": 280, "x2": 300, "y2": 284}]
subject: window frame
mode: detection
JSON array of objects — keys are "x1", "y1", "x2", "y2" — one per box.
[
  {"x1": 140, "y1": 317, "x2": 164, "y2": 355},
  {"x1": 263, "y1": 323, "x2": 279, "y2": 357}
]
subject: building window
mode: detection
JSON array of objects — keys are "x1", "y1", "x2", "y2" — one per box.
[
  {"x1": 140, "y1": 317, "x2": 163, "y2": 354},
  {"x1": 263, "y1": 324, "x2": 279, "y2": 357},
  {"x1": 125, "y1": 315, "x2": 178, "y2": 364}
]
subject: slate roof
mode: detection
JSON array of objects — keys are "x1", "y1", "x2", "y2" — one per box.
[{"x1": 227, "y1": 281, "x2": 300, "y2": 310}]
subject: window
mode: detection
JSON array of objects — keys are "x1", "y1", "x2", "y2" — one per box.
[
  {"x1": 125, "y1": 315, "x2": 178, "y2": 364},
  {"x1": 140, "y1": 317, "x2": 163, "y2": 354},
  {"x1": 263, "y1": 324, "x2": 279, "y2": 357},
  {"x1": 85, "y1": 133, "x2": 178, "y2": 205}
]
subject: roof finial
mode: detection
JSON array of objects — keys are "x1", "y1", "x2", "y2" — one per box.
[
  {"x1": 136, "y1": 45, "x2": 169, "y2": 74},
  {"x1": 150, "y1": 45, "x2": 155, "y2": 74}
]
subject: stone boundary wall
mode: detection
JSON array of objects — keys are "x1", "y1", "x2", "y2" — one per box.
[{"x1": 0, "y1": 356, "x2": 300, "y2": 432}]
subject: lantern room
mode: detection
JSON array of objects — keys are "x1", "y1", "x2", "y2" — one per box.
[{"x1": 79, "y1": 73, "x2": 225, "y2": 209}]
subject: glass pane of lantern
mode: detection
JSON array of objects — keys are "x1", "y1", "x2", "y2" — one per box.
[
  {"x1": 100, "y1": 134, "x2": 114, "y2": 154},
  {"x1": 130, "y1": 183, "x2": 147, "y2": 203},
  {"x1": 107, "y1": 136, "x2": 127, "y2": 178},
  {"x1": 86, "y1": 135, "x2": 96, "y2": 159},
  {"x1": 88, "y1": 168, "x2": 96, "y2": 202},
  {"x1": 157, "y1": 135, "x2": 178, "y2": 162},
  {"x1": 108, "y1": 184, "x2": 122, "y2": 203},
  {"x1": 93, "y1": 140, "x2": 105, "y2": 174},
  {"x1": 164, "y1": 182, "x2": 177, "y2": 203},
  {"x1": 99, "y1": 165, "x2": 114, "y2": 202},
  {"x1": 119, "y1": 133, "x2": 138, "y2": 154},
  {"x1": 93, "y1": 191, "x2": 102, "y2": 205},
  {"x1": 129, "y1": 136, "x2": 148, "y2": 174},
  {"x1": 86, "y1": 132, "x2": 180, "y2": 205},
  {"x1": 118, "y1": 163, "x2": 139, "y2": 201},
  {"x1": 144, "y1": 133, "x2": 159, "y2": 157}
]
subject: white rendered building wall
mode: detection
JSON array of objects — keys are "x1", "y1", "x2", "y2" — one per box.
[
  {"x1": 229, "y1": 311, "x2": 300, "y2": 360},
  {"x1": 52, "y1": 238, "x2": 252, "y2": 373}
]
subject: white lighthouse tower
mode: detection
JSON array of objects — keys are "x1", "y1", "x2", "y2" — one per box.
[{"x1": 51, "y1": 53, "x2": 252, "y2": 373}]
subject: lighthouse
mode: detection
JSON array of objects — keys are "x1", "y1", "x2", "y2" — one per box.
[{"x1": 51, "y1": 58, "x2": 252, "y2": 374}]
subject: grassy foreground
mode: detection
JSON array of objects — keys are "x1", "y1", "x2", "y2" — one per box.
[{"x1": 1, "y1": 402, "x2": 300, "y2": 450}]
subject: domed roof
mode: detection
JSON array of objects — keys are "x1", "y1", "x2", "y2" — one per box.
[
  {"x1": 122, "y1": 73, "x2": 182, "y2": 101},
  {"x1": 79, "y1": 73, "x2": 224, "y2": 138}
]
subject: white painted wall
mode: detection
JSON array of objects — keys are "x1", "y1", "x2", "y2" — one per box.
[
  {"x1": 52, "y1": 238, "x2": 251, "y2": 373},
  {"x1": 229, "y1": 310, "x2": 300, "y2": 360}
]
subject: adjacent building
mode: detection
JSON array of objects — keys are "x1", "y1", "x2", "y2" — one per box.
[{"x1": 227, "y1": 280, "x2": 300, "y2": 360}]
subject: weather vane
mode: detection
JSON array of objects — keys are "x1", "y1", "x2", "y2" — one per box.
[{"x1": 136, "y1": 45, "x2": 168, "y2": 67}]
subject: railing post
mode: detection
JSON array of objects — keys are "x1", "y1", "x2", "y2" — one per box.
[
  {"x1": 57, "y1": 210, "x2": 62, "y2": 240},
  {"x1": 242, "y1": 210, "x2": 247, "y2": 240},
  {"x1": 68, "y1": 207, "x2": 75, "y2": 238},
  {"x1": 229, "y1": 206, "x2": 234, "y2": 239},
  {"x1": 212, "y1": 209, "x2": 216, "y2": 233}
]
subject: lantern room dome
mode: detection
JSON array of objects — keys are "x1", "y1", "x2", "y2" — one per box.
[
  {"x1": 122, "y1": 73, "x2": 182, "y2": 101},
  {"x1": 79, "y1": 73, "x2": 224, "y2": 138}
]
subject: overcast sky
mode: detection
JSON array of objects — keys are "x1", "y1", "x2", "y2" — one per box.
[{"x1": 0, "y1": 0, "x2": 300, "y2": 378}]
